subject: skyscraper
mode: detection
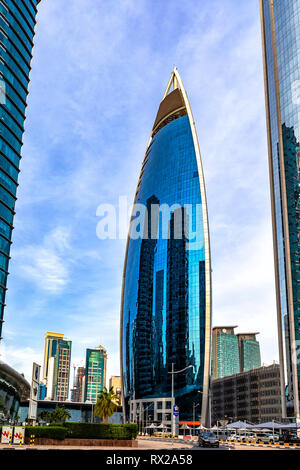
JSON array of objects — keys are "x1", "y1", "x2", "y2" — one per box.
[
  {"x1": 120, "y1": 68, "x2": 211, "y2": 425},
  {"x1": 84, "y1": 345, "x2": 107, "y2": 404},
  {"x1": 211, "y1": 327, "x2": 240, "y2": 380},
  {"x1": 43, "y1": 332, "x2": 64, "y2": 382},
  {"x1": 237, "y1": 333, "x2": 261, "y2": 373},
  {"x1": 260, "y1": 0, "x2": 300, "y2": 418},
  {"x1": 0, "y1": 0, "x2": 42, "y2": 339},
  {"x1": 72, "y1": 366, "x2": 85, "y2": 403},
  {"x1": 43, "y1": 332, "x2": 72, "y2": 401}
]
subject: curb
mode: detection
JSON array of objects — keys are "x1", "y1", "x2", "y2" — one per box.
[{"x1": 221, "y1": 440, "x2": 300, "y2": 449}]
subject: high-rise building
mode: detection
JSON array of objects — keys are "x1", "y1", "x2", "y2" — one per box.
[
  {"x1": 43, "y1": 332, "x2": 64, "y2": 382},
  {"x1": 211, "y1": 363, "x2": 282, "y2": 424},
  {"x1": 0, "y1": 0, "x2": 42, "y2": 339},
  {"x1": 43, "y1": 332, "x2": 72, "y2": 401},
  {"x1": 260, "y1": 0, "x2": 300, "y2": 418},
  {"x1": 72, "y1": 366, "x2": 85, "y2": 402},
  {"x1": 237, "y1": 333, "x2": 261, "y2": 373},
  {"x1": 0, "y1": 0, "x2": 41, "y2": 421},
  {"x1": 212, "y1": 327, "x2": 240, "y2": 379},
  {"x1": 84, "y1": 346, "x2": 107, "y2": 404},
  {"x1": 120, "y1": 68, "x2": 212, "y2": 425},
  {"x1": 52, "y1": 338, "x2": 72, "y2": 401}
]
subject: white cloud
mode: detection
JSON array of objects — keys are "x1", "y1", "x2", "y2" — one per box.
[{"x1": 12, "y1": 227, "x2": 71, "y2": 293}]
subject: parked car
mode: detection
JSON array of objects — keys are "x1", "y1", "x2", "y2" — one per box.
[
  {"x1": 198, "y1": 432, "x2": 220, "y2": 448},
  {"x1": 227, "y1": 433, "x2": 238, "y2": 441},
  {"x1": 217, "y1": 432, "x2": 231, "y2": 440},
  {"x1": 255, "y1": 432, "x2": 277, "y2": 443}
]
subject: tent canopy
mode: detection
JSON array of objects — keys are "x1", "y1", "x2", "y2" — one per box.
[
  {"x1": 248, "y1": 422, "x2": 282, "y2": 430},
  {"x1": 226, "y1": 421, "x2": 252, "y2": 429},
  {"x1": 145, "y1": 423, "x2": 156, "y2": 429},
  {"x1": 180, "y1": 423, "x2": 190, "y2": 429}
]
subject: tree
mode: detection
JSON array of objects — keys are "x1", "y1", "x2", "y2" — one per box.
[
  {"x1": 52, "y1": 407, "x2": 71, "y2": 424},
  {"x1": 38, "y1": 410, "x2": 53, "y2": 423},
  {"x1": 94, "y1": 386, "x2": 120, "y2": 423}
]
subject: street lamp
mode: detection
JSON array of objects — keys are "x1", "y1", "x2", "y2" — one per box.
[
  {"x1": 198, "y1": 389, "x2": 212, "y2": 429},
  {"x1": 192, "y1": 402, "x2": 200, "y2": 436},
  {"x1": 168, "y1": 363, "x2": 194, "y2": 438},
  {"x1": 142, "y1": 402, "x2": 153, "y2": 436}
]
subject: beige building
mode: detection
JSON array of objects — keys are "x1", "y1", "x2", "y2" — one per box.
[
  {"x1": 43, "y1": 332, "x2": 72, "y2": 401},
  {"x1": 109, "y1": 376, "x2": 121, "y2": 403}
]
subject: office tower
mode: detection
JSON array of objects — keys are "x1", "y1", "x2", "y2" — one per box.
[
  {"x1": 212, "y1": 363, "x2": 282, "y2": 424},
  {"x1": 260, "y1": 0, "x2": 300, "y2": 417},
  {"x1": 53, "y1": 338, "x2": 72, "y2": 401},
  {"x1": 212, "y1": 327, "x2": 240, "y2": 379},
  {"x1": 43, "y1": 332, "x2": 72, "y2": 401},
  {"x1": 0, "y1": 0, "x2": 42, "y2": 339},
  {"x1": 120, "y1": 68, "x2": 212, "y2": 424},
  {"x1": 84, "y1": 346, "x2": 107, "y2": 404},
  {"x1": 73, "y1": 366, "x2": 85, "y2": 402},
  {"x1": 43, "y1": 332, "x2": 64, "y2": 382},
  {"x1": 237, "y1": 333, "x2": 261, "y2": 373}
]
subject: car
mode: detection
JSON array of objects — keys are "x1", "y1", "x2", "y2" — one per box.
[
  {"x1": 227, "y1": 433, "x2": 238, "y2": 441},
  {"x1": 255, "y1": 432, "x2": 277, "y2": 443},
  {"x1": 198, "y1": 432, "x2": 220, "y2": 448}
]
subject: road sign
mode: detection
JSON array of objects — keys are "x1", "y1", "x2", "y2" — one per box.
[
  {"x1": 1, "y1": 426, "x2": 13, "y2": 444},
  {"x1": 13, "y1": 427, "x2": 25, "y2": 445},
  {"x1": 173, "y1": 404, "x2": 180, "y2": 417}
]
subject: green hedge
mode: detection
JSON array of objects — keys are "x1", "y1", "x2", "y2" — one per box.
[
  {"x1": 64, "y1": 423, "x2": 138, "y2": 440},
  {"x1": 25, "y1": 426, "x2": 68, "y2": 440}
]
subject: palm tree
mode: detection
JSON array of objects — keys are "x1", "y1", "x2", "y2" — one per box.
[
  {"x1": 94, "y1": 386, "x2": 120, "y2": 423},
  {"x1": 38, "y1": 410, "x2": 53, "y2": 424},
  {"x1": 52, "y1": 407, "x2": 71, "y2": 425}
]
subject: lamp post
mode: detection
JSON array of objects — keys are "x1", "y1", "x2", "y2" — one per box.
[
  {"x1": 192, "y1": 403, "x2": 200, "y2": 436},
  {"x1": 168, "y1": 363, "x2": 194, "y2": 438},
  {"x1": 198, "y1": 389, "x2": 212, "y2": 429},
  {"x1": 142, "y1": 403, "x2": 153, "y2": 436}
]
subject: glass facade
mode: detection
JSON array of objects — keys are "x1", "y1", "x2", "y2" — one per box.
[
  {"x1": 261, "y1": 0, "x2": 300, "y2": 417},
  {"x1": 212, "y1": 327, "x2": 240, "y2": 379},
  {"x1": 85, "y1": 346, "x2": 107, "y2": 404},
  {"x1": 120, "y1": 69, "x2": 211, "y2": 423},
  {"x1": 0, "y1": 0, "x2": 41, "y2": 339},
  {"x1": 0, "y1": 360, "x2": 30, "y2": 421},
  {"x1": 239, "y1": 337, "x2": 261, "y2": 373}
]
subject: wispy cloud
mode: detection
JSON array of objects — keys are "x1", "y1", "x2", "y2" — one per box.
[{"x1": 12, "y1": 227, "x2": 71, "y2": 293}]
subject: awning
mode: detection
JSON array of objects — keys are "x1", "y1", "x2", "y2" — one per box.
[{"x1": 226, "y1": 421, "x2": 252, "y2": 429}]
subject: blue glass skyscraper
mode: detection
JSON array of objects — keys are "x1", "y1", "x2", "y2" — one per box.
[
  {"x1": 120, "y1": 69, "x2": 212, "y2": 426},
  {"x1": 0, "y1": 0, "x2": 41, "y2": 339},
  {"x1": 260, "y1": 0, "x2": 300, "y2": 418}
]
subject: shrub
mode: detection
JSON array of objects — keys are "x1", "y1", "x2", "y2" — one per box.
[
  {"x1": 64, "y1": 423, "x2": 138, "y2": 440},
  {"x1": 25, "y1": 426, "x2": 68, "y2": 440}
]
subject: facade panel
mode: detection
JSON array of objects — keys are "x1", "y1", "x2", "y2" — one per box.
[{"x1": 84, "y1": 346, "x2": 107, "y2": 404}]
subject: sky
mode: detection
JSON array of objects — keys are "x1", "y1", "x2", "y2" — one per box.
[{"x1": 0, "y1": 0, "x2": 279, "y2": 387}]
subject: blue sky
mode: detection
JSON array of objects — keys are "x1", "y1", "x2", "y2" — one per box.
[{"x1": 0, "y1": 0, "x2": 278, "y2": 385}]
